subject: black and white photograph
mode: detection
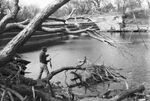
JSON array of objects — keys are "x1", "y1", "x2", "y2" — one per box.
[{"x1": 0, "y1": 0, "x2": 150, "y2": 101}]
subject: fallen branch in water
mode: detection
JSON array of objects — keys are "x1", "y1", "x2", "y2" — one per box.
[{"x1": 42, "y1": 57, "x2": 87, "y2": 82}]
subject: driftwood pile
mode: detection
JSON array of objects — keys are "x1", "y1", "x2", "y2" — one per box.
[
  {"x1": 67, "y1": 63, "x2": 148, "y2": 101},
  {"x1": 68, "y1": 64, "x2": 126, "y2": 89}
]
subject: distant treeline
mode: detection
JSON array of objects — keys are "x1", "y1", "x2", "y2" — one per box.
[{"x1": 0, "y1": 0, "x2": 150, "y2": 21}]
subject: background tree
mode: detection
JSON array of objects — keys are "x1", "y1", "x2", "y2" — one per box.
[
  {"x1": 0, "y1": 0, "x2": 10, "y2": 20},
  {"x1": 16, "y1": 5, "x2": 40, "y2": 21}
]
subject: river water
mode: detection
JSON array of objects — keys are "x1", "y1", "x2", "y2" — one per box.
[{"x1": 22, "y1": 32, "x2": 150, "y2": 88}]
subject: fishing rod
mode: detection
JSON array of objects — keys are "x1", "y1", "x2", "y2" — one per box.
[{"x1": 48, "y1": 52, "x2": 60, "y2": 69}]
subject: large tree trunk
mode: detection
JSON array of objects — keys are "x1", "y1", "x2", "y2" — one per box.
[{"x1": 0, "y1": 0, "x2": 70, "y2": 67}]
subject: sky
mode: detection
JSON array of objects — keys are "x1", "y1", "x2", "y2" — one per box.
[{"x1": 19, "y1": 0, "x2": 56, "y2": 9}]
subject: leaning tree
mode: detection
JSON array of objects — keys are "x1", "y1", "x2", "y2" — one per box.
[{"x1": 0, "y1": 0, "x2": 75, "y2": 66}]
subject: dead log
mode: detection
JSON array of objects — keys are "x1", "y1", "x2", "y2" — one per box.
[
  {"x1": 4, "y1": 19, "x2": 30, "y2": 32},
  {"x1": 4, "y1": 22, "x2": 66, "y2": 33},
  {"x1": 46, "y1": 17, "x2": 66, "y2": 23},
  {"x1": 111, "y1": 85, "x2": 145, "y2": 101},
  {"x1": 0, "y1": 0, "x2": 70, "y2": 67},
  {"x1": 4, "y1": 22, "x2": 26, "y2": 31},
  {"x1": 65, "y1": 27, "x2": 89, "y2": 35},
  {"x1": 3, "y1": 22, "x2": 90, "y2": 34},
  {"x1": 40, "y1": 27, "x2": 66, "y2": 33}
]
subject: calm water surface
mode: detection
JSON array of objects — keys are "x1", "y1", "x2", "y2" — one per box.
[{"x1": 22, "y1": 32, "x2": 150, "y2": 88}]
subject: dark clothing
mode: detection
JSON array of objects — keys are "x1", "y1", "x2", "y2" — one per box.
[
  {"x1": 39, "y1": 51, "x2": 49, "y2": 64},
  {"x1": 38, "y1": 51, "x2": 50, "y2": 79}
]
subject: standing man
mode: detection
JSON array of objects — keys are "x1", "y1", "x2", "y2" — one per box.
[{"x1": 38, "y1": 47, "x2": 51, "y2": 79}]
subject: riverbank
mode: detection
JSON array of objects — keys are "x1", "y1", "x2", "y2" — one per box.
[
  {"x1": 89, "y1": 14, "x2": 149, "y2": 31},
  {"x1": 0, "y1": 14, "x2": 149, "y2": 53}
]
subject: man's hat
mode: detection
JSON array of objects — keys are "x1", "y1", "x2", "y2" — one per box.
[{"x1": 41, "y1": 46, "x2": 47, "y2": 50}]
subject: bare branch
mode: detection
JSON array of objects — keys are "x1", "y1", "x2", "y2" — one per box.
[
  {"x1": 0, "y1": 84, "x2": 26, "y2": 101},
  {"x1": 4, "y1": 22, "x2": 92, "y2": 34},
  {"x1": 87, "y1": 30, "x2": 117, "y2": 47},
  {"x1": 19, "y1": 19, "x2": 30, "y2": 25},
  {"x1": 66, "y1": 8, "x2": 76, "y2": 19},
  {"x1": 42, "y1": 66, "x2": 86, "y2": 82},
  {"x1": 7, "y1": 91, "x2": 15, "y2": 101},
  {"x1": 4, "y1": 22, "x2": 66, "y2": 33},
  {"x1": 1, "y1": 89, "x2": 6, "y2": 101}
]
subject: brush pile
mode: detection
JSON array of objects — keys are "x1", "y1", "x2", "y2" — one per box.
[
  {"x1": 0, "y1": 56, "x2": 148, "y2": 101},
  {"x1": 85, "y1": 65, "x2": 125, "y2": 84},
  {"x1": 69, "y1": 64, "x2": 126, "y2": 89}
]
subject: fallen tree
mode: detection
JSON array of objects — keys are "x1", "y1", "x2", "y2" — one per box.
[
  {"x1": 0, "y1": 0, "x2": 71, "y2": 67},
  {"x1": 0, "y1": 0, "x2": 72, "y2": 100}
]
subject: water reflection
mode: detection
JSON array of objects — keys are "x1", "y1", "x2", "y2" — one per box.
[
  {"x1": 22, "y1": 32, "x2": 150, "y2": 87},
  {"x1": 120, "y1": 32, "x2": 150, "y2": 44}
]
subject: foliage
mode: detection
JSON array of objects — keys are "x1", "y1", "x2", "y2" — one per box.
[
  {"x1": 16, "y1": 5, "x2": 40, "y2": 21},
  {"x1": 100, "y1": 3, "x2": 115, "y2": 13},
  {"x1": 125, "y1": 8, "x2": 149, "y2": 19},
  {"x1": 0, "y1": 0, "x2": 40, "y2": 21},
  {"x1": 1, "y1": 0, "x2": 149, "y2": 19},
  {"x1": 52, "y1": 0, "x2": 93, "y2": 17},
  {"x1": 0, "y1": 0, "x2": 10, "y2": 20},
  {"x1": 52, "y1": 0, "x2": 150, "y2": 17}
]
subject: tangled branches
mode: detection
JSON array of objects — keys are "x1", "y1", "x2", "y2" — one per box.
[
  {"x1": 68, "y1": 64, "x2": 126, "y2": 91},
  {"x1": 0, "y1": 55, "x2": 148, "y2": 101}
]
